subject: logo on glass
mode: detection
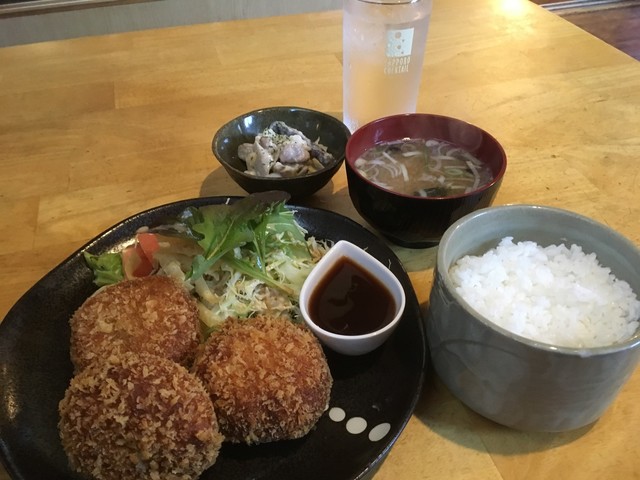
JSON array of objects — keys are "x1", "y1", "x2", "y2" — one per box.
[{"x1": 385, "y1": 28, "x2": 414, "y2": 74}]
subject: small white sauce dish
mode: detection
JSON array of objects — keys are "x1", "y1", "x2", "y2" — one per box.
[{"x1": 300, "y1": 240, "x2": 406, "y2": 355}]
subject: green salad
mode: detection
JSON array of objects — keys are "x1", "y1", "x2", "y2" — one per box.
[{"x1": 84, "y1": 192, "x2": 329, "y2": 337}]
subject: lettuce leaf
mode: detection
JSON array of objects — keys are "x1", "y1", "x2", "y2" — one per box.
[{"x1": 83, "y1": 251, "x2": 124, "y2": 286}]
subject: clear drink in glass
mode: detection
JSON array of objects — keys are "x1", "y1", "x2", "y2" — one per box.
[{"x1": 343, "y1": 0, "x2": 432, "y2": 132}]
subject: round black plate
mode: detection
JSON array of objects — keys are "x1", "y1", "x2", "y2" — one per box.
[{"x1": 0, "y1": 196, "x2": 427, "y2": 480}]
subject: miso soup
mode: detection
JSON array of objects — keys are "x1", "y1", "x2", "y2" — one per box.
[{"x1": 354, "y1": 138, "x2": 493, "y2": 197}]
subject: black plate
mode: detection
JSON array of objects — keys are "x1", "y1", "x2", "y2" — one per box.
[{"x1": 0, "y1": 197, "x2": 427, "y2": 480}]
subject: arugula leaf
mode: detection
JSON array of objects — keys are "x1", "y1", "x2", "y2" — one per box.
[
  {"x1": 83, "y1": 251, "x2": 124, "y2": 286},
  {"x1": 186, "y1": 192, "x2": 292, "y2": 280},
  {"x1": 253, "y1": 204, "x2": 310, "y2": 265},
  {"x1": 189, "y1": 205, "x2": 254, "y2": 279}
]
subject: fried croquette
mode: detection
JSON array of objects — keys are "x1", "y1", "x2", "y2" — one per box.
[
  {"x1": 70, "y1": 275, "x2": 200, "y2": 372},
  {"x1": 58, "y1": 351, "x2": 224, "y2": 480},
  {"x1": 193, "y1": 315, "x2": 333, "y2": 444}
]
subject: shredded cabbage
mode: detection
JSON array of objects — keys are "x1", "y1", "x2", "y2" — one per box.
[{"x1": 158, "y1": 231, "x2": 328, "y2": 337}]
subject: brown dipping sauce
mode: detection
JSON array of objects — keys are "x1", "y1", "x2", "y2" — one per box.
[{"x1": 308, "y1": 257, "x2": 396, "y2": 336}]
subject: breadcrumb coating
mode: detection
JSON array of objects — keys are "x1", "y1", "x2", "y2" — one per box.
[
  {"x1": 58, "y1": 352, "x2": 223, "y2": 480},
  {"x1": 193, "y1": 316, "x2": 333, "y2": 444},
  {"x1": 70, "y1": 275, "x2": 200, "y2": 372}
]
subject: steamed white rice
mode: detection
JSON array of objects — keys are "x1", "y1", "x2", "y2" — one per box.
[{"x1": 449, "y1": 237, "x2": 640, "y2": 348}]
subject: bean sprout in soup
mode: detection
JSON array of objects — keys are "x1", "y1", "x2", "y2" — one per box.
[{"x1": 354, "y1": 139, "x2": 493, "y2": 197}]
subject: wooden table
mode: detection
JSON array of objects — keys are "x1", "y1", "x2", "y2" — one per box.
[{"x1": 1, "y1": 0, "x2": 639, "y2": 478}]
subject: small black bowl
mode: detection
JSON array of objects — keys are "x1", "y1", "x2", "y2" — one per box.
[
  {"x1": 345, "y1": 113, "x2": 507, "y2": 248},
  {"x1": 212, "y1": 106, "x2": 351, "y2": 198}
]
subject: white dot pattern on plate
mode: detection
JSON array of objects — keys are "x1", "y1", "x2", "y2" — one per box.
[
  {"x1": 346, "y1": 417, "x2": 368, "y2": 434},
  {"x1": 328, "y1": 406, "x2": 391, "y2": 442},
  {"x1": 368, "y1": 422, "x2": 391, "y2": 442},
  {"x1": 329, "y1": 407, "x2": 346, "y2": 422}
]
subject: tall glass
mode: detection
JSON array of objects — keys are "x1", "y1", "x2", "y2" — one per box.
[{"x1": 342, "y1": 0, "x2": 432, "y2": 132}]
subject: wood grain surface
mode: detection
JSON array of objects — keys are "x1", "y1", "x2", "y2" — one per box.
[{"x1": 1, "y1": 0, "x2": 639, "y2": 479}]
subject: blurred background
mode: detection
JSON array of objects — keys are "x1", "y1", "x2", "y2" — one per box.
[
  {"x1": 532, "y1": 0, "x2": 639, "y2": 59},
  {"x1": 0, "y1": 0, "x2": 638, "y2": 58}
]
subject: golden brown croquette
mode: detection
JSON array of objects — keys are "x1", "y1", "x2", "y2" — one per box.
[
  {"x1": 69, "y1": 275, "x2": 200, "y2": 372},
  {"x1": 58, "y1": 351, "x2": 223, "y2": 480},
  {"x1": 193, "y1": 315, "x2": 333, "y2": 444}
]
